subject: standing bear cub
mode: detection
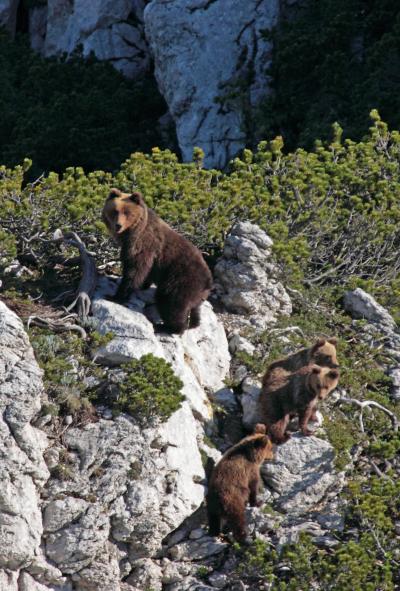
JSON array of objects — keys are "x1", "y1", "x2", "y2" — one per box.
[
  {"x1": 207, "y1": 424, "x2": 274, "y2": 543},
  {"x1": 102, "y1": 189, "x2": 212, "y2": 334},
  {"x1": 260, "y1": 365, "x2": 340, "y2": 444}
]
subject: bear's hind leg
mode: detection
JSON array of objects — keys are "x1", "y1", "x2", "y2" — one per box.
[
  {"x1": 155, "y1": 291, "x2": 190, "y2": 335},
  {"x1": 207, "y1": 508, "x2": 221, "y2": 537},
  {"x1": 225, "y1": 504, "x2": 247, "y2": 543},
  {"x1": 188, "y1": 304, "x2": 201, "y2": 329},
  {"x1": 269, "y1": 414, "x2": 290, "y2": 444}
]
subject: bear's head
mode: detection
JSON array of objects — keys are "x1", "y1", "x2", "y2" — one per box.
[
  {"x1": 308, "y1": 365, "x2": 340, "y2": 400},
  {"x1": 310, "y1": 338, "x2": 338, "y2": 368},
  {"x1": 249, "y1": 423, "x2": 274, "y2": 463},
  {"x1": 102, "y1": 188, "x2": 146, "y2": 237}
]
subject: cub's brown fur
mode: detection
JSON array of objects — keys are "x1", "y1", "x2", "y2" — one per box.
[
  {"x1": 262, "y1": 338, "x2": 338, "y2": 388},
  {"x1": 260, "y1": 365, "x2": 340, "y2": 444},
  {"x1": 102, "y1": 189, "x2": 212, "y2": 334},
  {"x1": 206, "y1": 424, "x2": 274, "y2": 543}
]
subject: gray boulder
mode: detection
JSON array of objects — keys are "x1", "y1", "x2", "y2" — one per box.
[
  {"x1": 343, "y1": 287, "x2": 397, "y2": 330},
  {"x1": 214, "y1": 222, "x2": 292, "y2": 329},
  {"x1": 261, "y1": 433, "x2": 344, "y2": 514},
  {"x1": 92, "y1": 278, "x2": 230, "y2": 422}
]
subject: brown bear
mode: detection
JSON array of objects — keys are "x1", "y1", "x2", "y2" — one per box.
[
  {"x1": 102, "y1": 188, "x2": 213, "y2": 334},
  {"x1": 259, "y1": 364, "x2": 340, "y2": 444},
  {"x1": 263, "y1": 338, "x2": 339, "y2": 384},
  {"x1": 206, "y1": 424, "x2": 274, "y2": 543}
]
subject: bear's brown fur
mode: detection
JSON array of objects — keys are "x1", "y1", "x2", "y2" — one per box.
[
  {"x1": 262, "y1": 338, "x2": 338, "y2": 387},
  {"x1": 259, "y1": 364, "x2": 340, "y2": 444},
  {"x1": 102, "y1": 188, "x2": 213, "y2": 334},
  {"x1": 206, "y1": 424, "x2": 274, "y2": 543}
]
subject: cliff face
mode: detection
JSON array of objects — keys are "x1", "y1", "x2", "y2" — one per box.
[
  {"x1": 144, "y1": 0, "x2": 279, "y2": 168},
  {"x1": 0, "y1": 0, "x2": 279, "y2": 168}
]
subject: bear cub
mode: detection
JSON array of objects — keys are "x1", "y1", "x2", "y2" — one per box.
[
  {"x1": 260, "y1": 364, "x2": 340, "y2": 444},
  {"x1": 102, "y1": 189, "x2": 212, "y2": 334},
  {"x1": 207, "y1": 424, "x2": 274, "y2": 543},
  {"x1": 262, "y1": 338, "x2": 339, "y2": 383}
]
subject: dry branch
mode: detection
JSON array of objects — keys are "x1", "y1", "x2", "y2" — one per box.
[
  {"x1": 335, "y1": 396, "x2": 399, "y2": 432},
  {"x1": 53, "y1": 229, "x2": 97, "y2": 320},
  {"x1": 27, "y1": 314, "x2": 87, "y2": 338}
]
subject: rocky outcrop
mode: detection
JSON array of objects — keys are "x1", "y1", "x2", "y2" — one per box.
[
  {"x1": 0, "y1": 258, "x2": 347, "y2": 589},
  {"x1": 343, "y1": 287, "x2": 397, "y2": 331},
  {"x1": 261, "y1": 434, "x2": 343, "y2": 514},
  {"x1": 0, "y1": 301, "x2": 59, "y2": 585},
  {"x1": 31, "y1": 0, "x2": 150, "y2": 78},
  {"x1": 344, "y1": 287, "x2": 400, "y2": 401},
  {"x1": 92, "y1": 278, "x2": 231, "y2": 421},
  {"x1": 0, "y1": 293, "x2": 230, "y2": 589},
  {"x1": 214, "y1": 222, "x2": 292, "y2": 329},
  {"x1": 144, "y1": 0, "x2": 279, "y2": 168}
]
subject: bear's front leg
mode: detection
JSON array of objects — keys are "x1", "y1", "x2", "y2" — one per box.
[
  {"x1": 298, "y1": 404, "x2": 316, "y2": 436},
  {"x1": 249, "y1": 476, "x2": 262, "y2": 507},
  {"x1": 112, "y1": 255, "x2": 155, "y2": 303}
]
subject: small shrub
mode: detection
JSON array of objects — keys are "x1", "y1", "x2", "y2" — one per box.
[{"x1": 107, "y1": 354, "x2": 184, "y2": 425}]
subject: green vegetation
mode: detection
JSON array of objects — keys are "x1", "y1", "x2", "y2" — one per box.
[
  {"x1": 29, "y1": 327, "x2": 100, "y2": 418},
  {"x1": 102, "y1": 354, "x2": 185, "y2": 426},
  {"x1": 1, "y1": 113, "x2": 400, "y2": 315},
  {"x1": 261, "y1": 0, "x2": 400, "y2": 152},
  {"x1": 0, "y1": 30, "x2": 172, "y2": 178},
  {"x1": 236, "y1": 529, "x2": 397, "y2": 590},
  {"x1": 29, "y1": 325, "x2": 184, "y2": 426}
]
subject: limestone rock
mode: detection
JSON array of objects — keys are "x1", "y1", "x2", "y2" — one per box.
[
  {"x1": 38, "y1": 0, "x2": 150, "y2": 78},
  {"x1": 214, "y1": 222, "x2": 292, "y2": 329},
  {"x1": 388, "y1": 367, "x2": 400, "y2": 402},
  {"x1": 92, "y1": 278, "x2": 230, "y2": 421},
  {"x1": 261, "y1": 433, "x2": 344, "y2": 514},
  {"x1": 144, "y1": 0, "x2": 280, "y2": 169},
  {"x1": 42, "y1": 402, "x2": 205, "y2": 575},
  {"x1": 240, "y1": 378, "x2": 263, "y2": 429},
  {"x1": 126, "y1": 558, "x2": 163, "y2": 591},
  {"x1": 343, "y1": 288, "x2": 397, "y2": 330},
  {"x1": 0, "y1": 301, "x2": 49, "y2": 571},
  {"x1": 343, "y1": 288, "x2": 400, "y2": 401}
]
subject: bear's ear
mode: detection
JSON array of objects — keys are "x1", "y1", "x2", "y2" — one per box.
[
  {"x1": 328, "y1": 369, "x2": 339, "y2": 379},
  {"x1": 253, "y1": 436, "x2": 269, "y2": 449},
  {"x1": 328, "y1": 337, "x2": 338, "y2": 346},
  {"x1": 107, "y1": 187, "x2": 122, "y2": 200},
  {"x1": 311, "y1": 338, "x2": 326, "y2": 353},
  {"x1": 128, "y1": 192, "x2": 144, "y2": 205},
  {"x1": 311, "y1": 365, "x2": 322, "y2": 374},
  {"x1": 253, "y1": 423, "x2": 266, "y2": 435}
]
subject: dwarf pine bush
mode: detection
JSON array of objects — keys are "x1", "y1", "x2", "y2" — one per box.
[
  {"x1": 1, "y1": 112, "x2": 400, "y2": 314},
  {"x1": 110, "y1": 354, "x2": 185, "y2": 425}
]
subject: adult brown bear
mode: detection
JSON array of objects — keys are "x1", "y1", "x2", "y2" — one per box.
[
  {"x1": 102, "y1": 189, "x2": 212, "y2": 334},
  {"x1": 206, "y1": 424, "x2": 274, "y2": 543},
  {"x1": 259, "y1": 364, "x2": 340, "y2": 444}
]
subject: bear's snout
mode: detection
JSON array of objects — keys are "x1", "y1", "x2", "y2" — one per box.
[{"x1": 115, "y1": 223, "x2": 122, "y2": 232}]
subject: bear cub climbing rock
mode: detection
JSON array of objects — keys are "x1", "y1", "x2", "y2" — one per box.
[
  {"x1": 102, "y1": 188, "x2": 212, "y2": 334},
  {"x1": 260, "y1": 364, "x2": 340, "y2": 444},
  {"x1": 207, "y1": 424, "x2": 274, "y2": 543}
]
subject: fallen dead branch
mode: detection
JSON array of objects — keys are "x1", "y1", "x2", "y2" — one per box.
[
  {"x1": 335, "y1": 396, "x2": 399, "y2": 432},
  {"x1": 27, "y1": 314, "x2": 87, "y2": 339},
  {"x1": 53, "y1": 229, "x2": 97, "y2": 320}
]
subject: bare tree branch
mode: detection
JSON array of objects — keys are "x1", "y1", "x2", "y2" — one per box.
[
  {"x1": 53, "y1": 230, "x2": 97, "y2": 321},
  {"x1": 335, "y1": 396, "x2": 399, "y2": 432}
]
